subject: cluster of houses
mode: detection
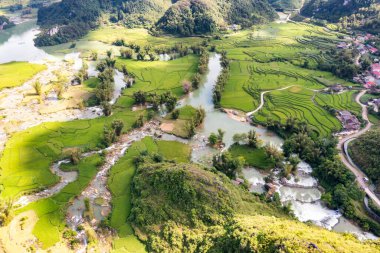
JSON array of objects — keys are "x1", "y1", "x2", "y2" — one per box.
[
  {"x1": 337, "y1": 33, "x2": 380, "y2": 89},
  {"x1": 337, "y1": 111, "x2": 361, "y2": 131}
]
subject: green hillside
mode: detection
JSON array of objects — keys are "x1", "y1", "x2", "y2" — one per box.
[
  {"x1": 34, "y1": 0, "x2": 277, "y2": 45},
  {"x1": 129, "y1": 159, "x2": 380, "y2": 252},
  {"x1": 155, "y1": 0, "x2": 277, "y2": 36}
]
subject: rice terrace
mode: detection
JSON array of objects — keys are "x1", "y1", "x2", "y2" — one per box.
[{"x1": 0, "y1": 0, "x2": 380, "y2": 252}]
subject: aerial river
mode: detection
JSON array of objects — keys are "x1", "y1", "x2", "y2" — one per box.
[{"x1": 0, "y1": 20, "x2": 376, "y2": 246}]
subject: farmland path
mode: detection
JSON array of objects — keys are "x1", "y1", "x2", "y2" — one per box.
[
  {"x1": 246, "y1": 85, "x2": 319, "y2": 117},
  {"x1": 337, "y1": 90, "x2": 380, "y2": 207},
  {"x1": 246, "y1": 85, "x2": 295, "y2": 117}
]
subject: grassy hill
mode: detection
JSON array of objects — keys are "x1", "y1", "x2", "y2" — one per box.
[
  {"x1": 154, "y1": 0, "x2": 277, "y2": 36},
  {"x1": 130, "y1": 159, "x2": 380, "y2": 252}
]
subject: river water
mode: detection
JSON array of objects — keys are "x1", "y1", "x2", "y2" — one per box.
[{"x1": 2, "y1": 19, "x2": 377, "y2": 246}]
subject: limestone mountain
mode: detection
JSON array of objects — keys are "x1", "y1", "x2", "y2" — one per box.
[{"x1": 34, "y1": 0, "x2": 277, "y2": 46}]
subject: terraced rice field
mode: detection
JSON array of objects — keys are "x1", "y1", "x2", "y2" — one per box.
[
  {"x1": 315, "y1": 91, "x2": 362, "y2": 114},
  {"x1": 253, "y1": 86, "x2": 342, "y2": 136},
  {"x1": 115, "y1": 55, "x2": 199, "y2": 107}
]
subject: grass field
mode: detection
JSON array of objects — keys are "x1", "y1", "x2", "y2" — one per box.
[
  {"x1": 16, "y1": 154, "x2": 103, "y2": 248},
  {"x1": 108, "y1": 137, "x2": 190, "y2": 253},
  {"x1": 86, "y1": 27, "x2": 202, "y2": 48},
  {"x1": 229, "y1": 144, "x2": 274, "y2": 170},
  {"x1": 162, "y1": 105, "x2": 199, "y2": 138},
  {"x1": 0, "y1": 55, "x2": 198, "y2": 200},
  {"x1": 0, "y1": 61, "x2": 46, "y2": 90},
  {"x1": 253, "y1": 86, "x2": 342, "y2": 136}
]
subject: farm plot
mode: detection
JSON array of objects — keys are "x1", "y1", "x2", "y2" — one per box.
[
  {"x1": 215, "y1": 22, "x2": 354, "y2": 114},
  {"x1": 115, "y1": 55, "x2": 199, "y2": 107},
  {"x1": 0, "y1": 54, "x2": 198, "y2": 200},
  {"x1": 221, "y1": 60, "x2": 353, "y2": 112},
  {"x1": 0, "y1": 61, "x2": 46, "y2": 90},
  {"x1": 108, "y1": 137, "x2": 190, "y2": 253},
  {"x1": 16, "y1": 154, "x2": 104, "y2": 248},
  {"x1": 86, "y1": 27, "x2": 202, "y2": 48},
  {"x1": 315, "y1": 91, "x2": 362, "y2": 114},
  {"x1": 253, "y1": 86, "x2": 342, "y2": 136}
]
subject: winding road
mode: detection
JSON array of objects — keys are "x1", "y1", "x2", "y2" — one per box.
[
  {"x1": 337, "y1": 90, "x2": 380, "y2": 207},
  {"x1": 247, "y1": 86, "x2": 380, "y2": 208}
]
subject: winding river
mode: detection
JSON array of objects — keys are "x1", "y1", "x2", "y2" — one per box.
[{"x1": 1, "y1": 19, "x2": 377, "y2": 250}]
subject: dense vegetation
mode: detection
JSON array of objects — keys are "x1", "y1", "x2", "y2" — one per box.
[
  {"x1": 129, "y1": 157, "x2": 380, "y2": 252},
  {"x1": 283, "y1": 130, "x2": 380, "y2": 235},
  {"x1": 350, "y1": 129, "x2": 380, "y2": 187},
  {"x1": 154, "y1": 0, "x2": 277, "y2": 36},
  {"x1": 35, "y1": 0, "x2": 277, "y2": 45},
  {"x1": 301, "y1": 0, "x2": 380, "y2": 34},
  {"x1": 35, "y1": 0, "x2": 107, "y2": 46},
  {"x1": 301, "y1": 0, "x2": 374, "y2": 22}
]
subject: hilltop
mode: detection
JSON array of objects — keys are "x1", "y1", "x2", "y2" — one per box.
[
  {"x1": 301, "y1": 0, "x2": 380, "y2": 34},
  {"x1": 34, "y1": 0, "x2": 277, "y2": 46},
  {"x1": 130, "y1": 159, "x2": 380, "y2": 252}
]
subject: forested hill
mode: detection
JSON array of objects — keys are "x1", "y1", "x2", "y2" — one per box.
[
  {"x1": 154, "y1": 0, "x2": 277, "y2": 36},
  {"x1": 34, "y1": 0, "x2": 277, "y2": 46},
  {"x1": 129, "y1": 159, "x2": 380, "y2": 252},
  {"x1": 301, "y1": 0, "x2": 379, "y2": 34}
]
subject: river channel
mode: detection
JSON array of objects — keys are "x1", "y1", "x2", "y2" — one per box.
[{"x1": 0, "y1": 20, "x2": 376, "y2": 244}]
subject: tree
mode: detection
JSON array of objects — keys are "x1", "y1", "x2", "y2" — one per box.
[
  {"x1": 171, "y1": 109, "x2": 180, "y2": 119},
  {"x1": 192, "y1": 73, "x2": 201, "y2": 89},
  {"x1": 133, "y1": 91, "x2": 147, "y2": 105},
  {"x1": 101, "y1": 102, "x2": 112, "y2": 116},
  {"x1": 247, "y1": 130, "x2": 258, "y2": 148},
  {"x1": 208, "y1": 133, "x2": 218, "y2": 145},
  {"x1": 217, "y1": 129, "x2": 225, "y2": 143},
  {"x1": 212, "y1": 152, "x2": 245, "y2": 179},
  {"x1": 264, "y1": 144, "x2": 284, "y2": 168},
  {"x1": 32, "y1": 81, "x2": 42, "y2": 95},
  {"x1": 111, "y1": 120, "x2": 124, "y2": 136},
  {"x1": 134, "y1": 115, "x2": 144, "y2": 128},
  {"x1": 232, "y1": 133, "x2": 247, "y2": 144},
  {"x1": 70, "y1": 149, "x2": 81, "y2": 165},
  {"x1": 107, "y1": 50, "x2": 113, "y2": 58},
  {"x1": 103, "y1": 127, "x2": 116, "y2": 146}
]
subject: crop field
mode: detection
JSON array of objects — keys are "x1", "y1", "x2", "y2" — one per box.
[
  {"x1": 0, "y1": 54, "x2": 198, "y2": 201},
  {"x1": 162, "y1": 105, "x2": 199, "y2": 138},
  {"x1": 253, "y1": 86, "x2": 342, "y2": 136},
  {"x1": 315, "y1": 91, "x2": 362, "y2": 114},
  {"x1": 16, "y1": 154, "x2": 104, "y2": 248},
  {"x1": 116, "y1": 55, "x2": 199, "y2": 107},
  {"x1": 0, "y1": 61, "x2": 46, "y2": 90},
  {"x1": 213, "y1": 22, "x2": 358, "y2": 135},
  {"x1": 229, "y1": 144, "x2": 274, "y2": 170},
  {"x1": 108, "y1": 137, "x2": 190, "y2": 253},
  {"x1": 86, "y1": 27, "x2": 202, "y2": 48}
]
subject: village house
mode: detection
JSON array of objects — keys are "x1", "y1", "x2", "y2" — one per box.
[
  {"x1": 330, "y1": 84, "x2": 344, "y2": 93},
  {"x1": 371, "y1": 63, "x2": 380, "y2": 79},
  {"x1": 364, "y1": 75, "x2": 376, "y2": 88},
  {"x1": 337, "y1": 42, "x2": 350, "y2": 49},
  {"x1": 337, "y1": 111, "x2": 360, "y2": 131}
]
